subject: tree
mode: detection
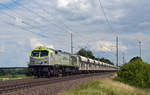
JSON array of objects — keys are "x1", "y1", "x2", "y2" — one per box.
[
  {"x1": 116, "y1": 56, "x2": 150, "y2": 88},
  {"x1": 77, "y1": 48, "x2": 95, "y2": 59},
  {"x1": 129, "y1": 56, "x2": 142, "y2": 62}
]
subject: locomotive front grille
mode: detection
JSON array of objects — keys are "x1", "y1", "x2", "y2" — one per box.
[{"x1": 30, "y1": 57, "x2": 49, "y2": 65}]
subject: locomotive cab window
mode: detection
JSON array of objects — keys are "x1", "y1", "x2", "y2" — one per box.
[
  {"x1": 55, "y1": 51, "x2": 58, "y2": 54},
  {"x1": 40, "y1": 50, "x2": 49, "y2": 57},
  {"x1": 31, "y1": 51, "x2": 40, "y2": 57}
]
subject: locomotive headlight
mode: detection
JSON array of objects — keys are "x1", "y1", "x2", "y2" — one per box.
[{"x1": 44, "y1": 60, "x2": 48, "y2": 63}]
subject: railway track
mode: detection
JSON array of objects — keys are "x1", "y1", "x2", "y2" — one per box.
[{"x1": 0, "y1": 72, "x2": 114, "y2": 94}]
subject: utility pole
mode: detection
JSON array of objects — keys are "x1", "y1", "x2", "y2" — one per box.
[
  {"x1": 138, "y1": 41, "x2": 141, "y2": 58},
  {"x1": 67, "y1": 31, "x2": 73, "y2": 54},
  {"x1": 116, "y1": 36, "x2": 119, "y2": 67},
  {"x1": 71, "y1": 32, "x2": 73, "y2": 54},
  {"x1": 122, "y1": 52, "x2": 125, "y2": 64}
]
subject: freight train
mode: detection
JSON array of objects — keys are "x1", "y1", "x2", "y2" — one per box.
[{"x1": 29, "y1": 46, "x2": 118, "y2": 77}]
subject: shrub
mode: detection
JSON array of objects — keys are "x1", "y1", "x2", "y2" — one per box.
[
  {"x1": 25, "y1": 68, "x2": 32, "y2": 76},
  {"x1": 115, "y1": 57, "x2": 150, "y2": 88}
]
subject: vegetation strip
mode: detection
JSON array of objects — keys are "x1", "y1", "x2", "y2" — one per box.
[
  {"x1": 63, "y1": 78, "x2": 150, "y2": 95},
  {"x1": 115, "y1": 57, "x2": 150, "y2": 88}
]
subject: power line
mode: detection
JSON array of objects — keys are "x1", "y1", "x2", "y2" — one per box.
[
  {"x1": 1, "y1": 20, "x2": 67, "y2": 46},
  {"x1": 0, "y1": 2, "x2": 71, "y2": 38},
  {"x1": 0, "y1": 9, "x2": 49, "y2": 38},
  {"x1": 31, "y1": 0, "x2": 75, "y2": 35},
  {"x1": 0, "y1": 1, "x2": 72, "y2": 36},
  {"x1": 98, "y1": 0, "x2": 114, "y2": 33},
  {"x1": 0, "y1": 4, "x2": 49, "y2": 37},
  {"x1": 12, "y1": 0, "x2": 73, "y2": 34},
  {"x1": 0, "y1": 11, "x2": 64, "y2": 39},
  {"x1": 0, "y1": 3, "x2": 41, "y2": 25},
  {"x1": 6, "y1": 21, "x2": 48, "y2": 38}
]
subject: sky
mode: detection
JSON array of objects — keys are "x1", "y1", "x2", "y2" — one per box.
[{"x1": 0, "y1": 0, "x2": 150, "y2": 67}]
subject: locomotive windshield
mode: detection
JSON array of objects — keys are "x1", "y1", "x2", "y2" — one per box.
[
  {"x1": 40, "y1": 50, "x2": 48, "y2": 57},
  {"x1": 31, "y1": 50, "x2": 49, "y2": 57},
  {"x1": 31, "y1": 51, "x2": 40, "y2": 57}
]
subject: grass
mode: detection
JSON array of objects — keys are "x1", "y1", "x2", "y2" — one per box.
[
  {"x1": 63, "y1": 78, "x2": 150, "y2": 95},
  {"x1": 0, "y1": 74, "x2": 34, "y2": 81}
]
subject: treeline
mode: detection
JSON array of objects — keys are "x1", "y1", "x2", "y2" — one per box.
[
  {"x1": 0, "y1": 68, "x2": 31, "y2": 76},
  {"x1": 115, "y1": 56, "x2": 150, "y2": 88},
  {"x1": 77, "y1": 48, "x2": 114, "y2": 65}
]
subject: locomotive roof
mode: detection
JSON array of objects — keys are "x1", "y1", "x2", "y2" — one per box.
[
  {"x1": 33, "y1": 46, "x2": 71, "y2": 55},
  {"x1": 49, "y1": 48, "x2": 71, "y2": 55}
]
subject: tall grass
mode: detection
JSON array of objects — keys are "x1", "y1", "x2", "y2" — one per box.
[{"x1": 63, "y1": 79, "x2": 150, "y2": 95}]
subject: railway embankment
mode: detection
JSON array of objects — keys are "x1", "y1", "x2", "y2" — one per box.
[
  {"x1": 63, "y1": 78, "x2": 150, "y2": 95},
  {"x1": 115, "y1": 56, "x2": 150, "y2": 89},
  {"x1": 0, "y1": 68, "x2": 33, "y2": 81},
  {"x1": 1, "y1": 72, "x2": 114, "y2": 95}
]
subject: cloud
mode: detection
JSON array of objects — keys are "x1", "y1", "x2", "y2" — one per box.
[
  {"x1": 15, "y1": 17, "x2": 23, "y2": 25},
  {"x1": 0, "y1": 0, "x2": 12, "y2": 3},
  {"x1": 57, "y1": 0, "x2": 70, "y2": 8},
  {"x1": 30, "y1": 38, "x2": 54, "y2": 49},
  {"x1": 91, "y1": 40, "x2": 127, "y2": 52},
  {"x1": 57, "y1": 0, "x2": 90, "y2": 11},
  {"x1": 0, "y1": 44, "x2": 5, "y2": 52},
  {"x1": 111, "y1": 9, "x2": 126, "y2": 19},
  {"x1": 139, "y1": 21, "x2": 150, "y2": 27}
]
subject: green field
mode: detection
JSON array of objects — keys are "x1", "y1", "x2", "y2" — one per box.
[
  {"x1": 0, "y1": 74, "x2": 34, "y2": 81},
  {"x1": 0, "y1": 68, "x2": 33, "y2": 81},
  {"x1": 63, "y1": 78, "x2": 150, "y2": 95}
]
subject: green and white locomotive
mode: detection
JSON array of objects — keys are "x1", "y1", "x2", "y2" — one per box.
[{"x1": 29, "y1": 46, "x2": 117, "y2": 77}]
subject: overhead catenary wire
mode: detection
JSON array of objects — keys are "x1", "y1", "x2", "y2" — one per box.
[
  {"x1": 0, "y1": 3, "x2": 70, "y2": 37},
  {"x1": 12, "y1": 0, "x2": 73, "y2": 34},
  {"x1": 31, "y1": 0, "x2": 74, "y2": 32},
  {"x1": 0, "y1": 3, "x2": 41, "y2": 25},
  {"x1": 0, "y1": 2, "x2": 71, "y2": 37},
  {"x1": 0, "y1": 9, "x2": 49, "y2": 38},
  {"x1": 0, "y1": 3, "x2": 59, "y2": 35},
  {"x1": 98, "y1": 0, "x2": 114, "y2": 33},
  {"x1": 6, "y1": 21, "x2": 48, "y2": 38},
  {"x1": 0, "y1": 10, "x2": 67, "y2": 41},
  {"x1": 1, "y1": 18, "x2": 67, "y2": 45}
]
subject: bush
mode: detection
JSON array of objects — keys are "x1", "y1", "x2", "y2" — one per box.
[
  {"x1": 25, "y1": 68, "x2": 32, "y2": 76},
  {"x1": 115, "y1": 57, "x2": 150, "y2": 88},
  {"x1": 0, "y1": 68, "x2": 32, "y2": 77}
]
